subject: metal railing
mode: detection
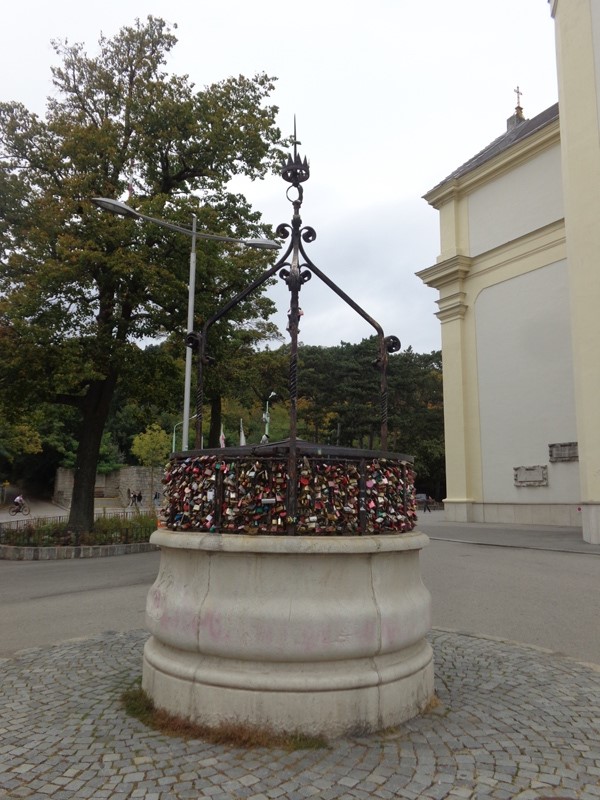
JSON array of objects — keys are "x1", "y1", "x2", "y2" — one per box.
[{"x1": 0, "y1": 510, "x2": 155, "y2": 547}]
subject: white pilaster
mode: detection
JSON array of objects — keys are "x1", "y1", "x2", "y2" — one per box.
[{"x1": 552, "y1": 0, "x2": 600, "y2": 542}]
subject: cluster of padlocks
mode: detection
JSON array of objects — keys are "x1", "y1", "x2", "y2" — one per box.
[{"x1": 161, "y1": 453, "x2": 417, "y2": 535}]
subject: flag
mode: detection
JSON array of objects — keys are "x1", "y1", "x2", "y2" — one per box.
[
  {"x1": 219, "y1": 424, "x2": 226, "y2": 448},
  {"x1": 239, "y1": 419, "x2": 246, "y2": 446}
]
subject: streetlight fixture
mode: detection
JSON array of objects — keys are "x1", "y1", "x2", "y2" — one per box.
[
  {"x1": 172, "y1": 415, "x2": 199, "y2": 451},
  {"x1": 262, "y1": 391, "x2": 276, "y2": 442},
  {"x1": 91, "y1": 197, "x2": 279, "y2": 449}
]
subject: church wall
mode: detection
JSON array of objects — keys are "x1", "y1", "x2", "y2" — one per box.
[
  {"x1": 595, "y1": 4, "x2": 600, "y2": 114},
  {"x1": 474, "y1": 261, "x2": 579, "y2": 515},
  {"x1": 467, "y1": 143, "x2": 563, "y2": 257},
  {"x1": 553, "y1": 0, "x2": 600, "y2": 540}
]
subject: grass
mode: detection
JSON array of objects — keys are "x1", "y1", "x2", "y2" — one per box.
[{"x1": 121, "y1": 683, "x2": 328, "y2": 750}]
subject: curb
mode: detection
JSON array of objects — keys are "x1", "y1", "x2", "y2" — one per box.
[{"x1": 427, "y1": 534, "x2": 600, "y2": 555}]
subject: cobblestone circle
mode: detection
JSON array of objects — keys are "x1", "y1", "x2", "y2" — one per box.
[{"x1": 1, "y1": 629, "x2": 599, "y2": 800}]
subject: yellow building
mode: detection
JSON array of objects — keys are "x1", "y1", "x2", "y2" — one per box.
[{"x1": 417, "y1": 0, "x2": 600, "y2": 543}]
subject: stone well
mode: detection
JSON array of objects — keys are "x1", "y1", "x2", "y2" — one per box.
[
  {"x1": 142, "y1": 445, "x2": 434, "y2": 737},
  {"x1": 143, "y1": 530, "x2": 432, "y2": 737}
]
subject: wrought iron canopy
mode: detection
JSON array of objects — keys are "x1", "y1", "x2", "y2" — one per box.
[{"x1": 185, "y1": 124, "x2": 401, "y2": 532}]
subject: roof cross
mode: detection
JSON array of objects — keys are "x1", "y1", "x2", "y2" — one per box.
[{"x1": 514, "y1": 85, "x2": 523, "y2": 107}]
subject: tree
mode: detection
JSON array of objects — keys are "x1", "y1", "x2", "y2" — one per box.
[
  {"x1": 297, "y1": 339, "x2": 383, "y2": 446},
  {"x1": 131, "y1": 423, "x2": 171, "y2": 510},
  {"x1": 387, "y1": 348, "x2": 445, "y2": 496},
  {"x1": 0, "y1": 419, "x2": 42, "y2": 464},
  {"x1": 292, "y1": 338, "x2": 445, "y2": 491},
  {"x1": 0, "y1": 16, "x2": 284, "y2": 530}
]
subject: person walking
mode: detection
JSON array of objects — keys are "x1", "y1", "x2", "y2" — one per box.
[{"x1": 423, "y1": 496, "x2": 432, "y2": 512}]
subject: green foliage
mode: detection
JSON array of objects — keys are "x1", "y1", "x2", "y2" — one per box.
[
  {"x1": 194, "y1": 337, "x2": 444, "y2": 492},
  {"x1": 0, "y1": 419, "x2": 42, "y2": 462},
  {"x1": 97, "y1": 433, "x2": 125, "y2": 474},
  {"x1": 60, "y1": 431, "x2": 124, "y2": 474},
  {"x1": 238, "y1": 339, "x2": 445, "y2": 493},
  {"x1": 0, "y1": 513, "x2": 156, "y2": 544},
  {"x1": 131, "y1": 423, "x2": 170, "y2": 467},
  {"x1": 0, "y1": 16, "x2": 284, "y2": 527}
]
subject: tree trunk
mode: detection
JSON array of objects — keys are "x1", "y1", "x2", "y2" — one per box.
[
  {"x1": 67, "y1": 374, "x2": 118, "y2": 532},
  {"x1": 208, "y1": 394, "x2": 222, "y2": 448}
]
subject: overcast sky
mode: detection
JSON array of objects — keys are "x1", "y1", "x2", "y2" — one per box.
[{"x1": 1, "y1": 1, "x2": 558, "y2": 353}]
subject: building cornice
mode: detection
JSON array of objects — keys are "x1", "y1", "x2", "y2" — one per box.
[
  {"x1": 424, "y1": 119, "x2": 560, "y2": 209},
  {"x1": 416, "y1": 254, "x2": 472, "y2": 290}
]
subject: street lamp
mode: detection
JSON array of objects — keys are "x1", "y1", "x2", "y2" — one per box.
[
  {"x1": 261, "y1": 391, "x2": 276, "y2": 442},
  {"x1": 172, "y1": 415, "x2": 198, "y2": 451},
  {"x1": 92, "y1": 197, "x2": 279, "y2": 450}
]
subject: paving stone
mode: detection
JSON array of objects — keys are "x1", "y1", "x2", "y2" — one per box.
[{"x1": 1, "y1": 630, "x2": 600, "y2": 799}]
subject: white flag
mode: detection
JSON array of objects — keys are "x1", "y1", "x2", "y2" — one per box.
[
  {"x1": 219, "y1": 424, "x2": 226, "y2": 448},
  {"x1": 239, "y1": 419, "x2": 246, "y2": 446}
]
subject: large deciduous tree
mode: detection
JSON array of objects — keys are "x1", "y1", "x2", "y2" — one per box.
[{"x1": 0, "y1": 16, "x2": 284, "y2": 531}]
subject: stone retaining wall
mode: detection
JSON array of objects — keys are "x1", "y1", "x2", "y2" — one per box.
[
  {"x1": 54, "y1": 466, "x2": 163, "y2": 509},
  {"x1": 0, "y1": 542, "x2": 158, "y2": 561}
]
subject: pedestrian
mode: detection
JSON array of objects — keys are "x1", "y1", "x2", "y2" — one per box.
[
  {"x1": 260, "y1": 433, "x2": 269, "y2": 445},
  {"x1": 126, "y1": 488, "x2": 131, "y2": 506},
  {"x1": 137, "y1": 490, "x2": 143, "y2": 506},
  {"x1": 423, "y1": 495, "x2": 432, "y2": 512}
]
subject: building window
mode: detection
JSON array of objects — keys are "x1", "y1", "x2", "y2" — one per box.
[
  {"x1": 548, "y1": 442, "x2": 578, "y2": 462},
  {"x1": 513, "y1": 465, "x2": 548, "y2": 487}
]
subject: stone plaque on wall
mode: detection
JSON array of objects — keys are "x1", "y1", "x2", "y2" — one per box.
[
  {"x1": 548, "y1": 442, "x2": 578, "y2": 462},
  {"x1": 513, "y1": 465, "x2": 548, "y2": 487}
]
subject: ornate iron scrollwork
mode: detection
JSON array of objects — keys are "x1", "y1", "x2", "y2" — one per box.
[
  {"x1": 185, "y1": 119, "x2": 403, "y2": 535},
  {"x1": 385, "y1": 335, "x2": 401, "y2": 353}
]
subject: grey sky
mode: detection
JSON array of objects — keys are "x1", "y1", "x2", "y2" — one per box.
[{"x1": 1, "y1": 0, "x2": 558, "y2": 353}]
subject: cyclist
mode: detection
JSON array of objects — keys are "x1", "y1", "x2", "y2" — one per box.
[{"x1": 13, "y1": 494, "x2": 25, "y2": 511}]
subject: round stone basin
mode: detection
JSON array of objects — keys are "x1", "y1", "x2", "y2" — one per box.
[{"x1": 142, "y1": 529, "x2": 434, "y2": 738}]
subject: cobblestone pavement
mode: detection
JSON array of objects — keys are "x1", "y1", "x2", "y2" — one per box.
[{"x1": 1, "y1": 629, "x2": 599, "y2": 800}]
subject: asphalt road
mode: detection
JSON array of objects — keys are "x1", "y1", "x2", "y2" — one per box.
[
  {"x1": 2, "y1": 532, "x2": 599, "y2": 664},
  {"x1": 0, "y1": 551, "x2": 159, "y2": 657},
  {"x1": 420, "y1": 540, "x2": 600, "y2": 665}
]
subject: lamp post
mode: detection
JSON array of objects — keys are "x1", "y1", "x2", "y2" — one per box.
[
  {"x1": 91, "y1": 197, "x2": 279, "y2": 450},
  {"x1": 172, "y1": 415, "x2": 199, "y2": 452},
  {"x1": 172, "y1": 420, "x2": 183, "y2": 452},
  {"x1": 262, "y1": 391, "x2": 276, "y2": 441}
]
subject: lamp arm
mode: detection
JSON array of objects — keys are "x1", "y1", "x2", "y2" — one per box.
[{"x1": 135, "y1": 210, "x2": 278, "y2": 248}]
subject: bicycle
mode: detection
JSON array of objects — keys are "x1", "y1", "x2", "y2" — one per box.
[{"x1": 9, "y1": 502, "x2": 30, "y2": 516}]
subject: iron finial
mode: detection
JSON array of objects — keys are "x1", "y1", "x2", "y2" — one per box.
[{"x1": 282, "y1": 116, "x2": 310, "y2": 187}]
